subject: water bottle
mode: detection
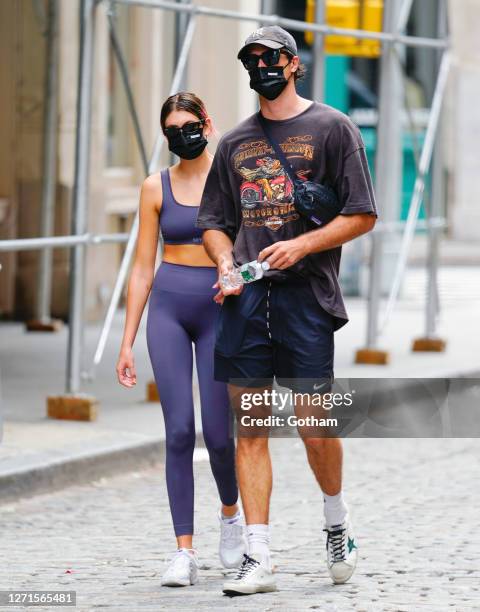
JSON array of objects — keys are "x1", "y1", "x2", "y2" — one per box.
[{"x1": 221, "y1": 260, "x2": 270, "y2": 291}]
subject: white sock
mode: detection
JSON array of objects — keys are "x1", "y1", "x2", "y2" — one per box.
[
  {"x1": 323, "y1": 491, "x2": 348, "y2": 527},
  {"x1": 221, "y1": 509, "x2": 241, "y2": 523},
  {"x1": 246, "y1": 524, "x2": 270, "y2": 566}
]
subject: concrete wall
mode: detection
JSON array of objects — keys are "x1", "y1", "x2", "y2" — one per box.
[
  {"x1": 0, "y1": 0, "x2": 19, "y2": 316},
  {"x1": 447, "y1": 0, "x2": 480, "y2": 240},
  {"x1": 0, "y1": 0, "x2": 47, "y2": 319}
]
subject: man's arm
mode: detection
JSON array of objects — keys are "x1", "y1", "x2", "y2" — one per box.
[
  {"x1": 203, "y1": 229, "x2": 234, "y2": 268},
  {"x1": 259, "y1": 124, "x2": 377, "y2": 269},
  {"x1": 203, "y1": 229, "x2": 243, "y2": 299},
  {"x1": 304, "y1": 211, "x2": 376, "y2": 253},
  {"x1": 196, "y1": 137, "x2": 242, "y2": 299},
  {"x1": 258, "y1": 213, "x2": 375, "y2": 270}
]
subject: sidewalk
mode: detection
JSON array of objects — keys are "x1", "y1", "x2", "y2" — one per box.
[
  {"x1": 1, "y1": 265, "x2": 479, "y2": 502},
  {"x1": 1, "y1": 437, "x2": 478, "y2": 611}
]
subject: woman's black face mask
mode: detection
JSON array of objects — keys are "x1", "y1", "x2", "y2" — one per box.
[
  {"x1": 165, "y1": 121, "x2": 208, "y2": 160},
  {"x1": 248, "y1": 59, "x2": 292, "y2": 101}
]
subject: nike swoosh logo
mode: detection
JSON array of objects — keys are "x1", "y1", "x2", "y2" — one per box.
[{"x1": 313, "y1": 382, "x2": 327, "y2": 391}]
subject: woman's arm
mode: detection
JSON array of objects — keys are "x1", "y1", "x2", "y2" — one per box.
[{"x1": 117, "y1": 175, "x2": 161, "y2": 387}]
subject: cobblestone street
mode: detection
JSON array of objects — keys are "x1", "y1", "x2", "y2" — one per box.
[{"x1": 1, "y1": 437, "x2": 479, "y2": 611}]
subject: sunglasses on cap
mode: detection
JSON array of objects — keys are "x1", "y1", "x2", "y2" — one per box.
[
  {"x1": 240, "y1": 48, "x2": 292, "y2": 71},
  {"x1": 164, "y1": 119, "x2": 205, "y2": 139}
]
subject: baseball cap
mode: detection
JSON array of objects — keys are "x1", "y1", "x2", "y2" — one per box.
[{"x1": 237, "y1": 25, "x2": 298, "y2": 60}]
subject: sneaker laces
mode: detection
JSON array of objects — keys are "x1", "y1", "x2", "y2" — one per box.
[
  {"x1": 234, "y1": 554, "x2": 260, "y2": 580},
  {"x1": 324, "y1": 525, "x2": 346, "y2": 563},
  {"x1": 221, "y1": 522, "x2": 242, "y2": 546},
  {"x1": 165, "y1": 549, "x2": 196, "y2": 575}
]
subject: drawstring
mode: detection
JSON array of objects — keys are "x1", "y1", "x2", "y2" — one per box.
[{"x1": 266, "y1": 280, "x2": 272, "y2": 340}]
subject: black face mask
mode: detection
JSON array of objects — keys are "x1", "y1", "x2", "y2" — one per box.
[
  {"x1": 167, "y1": 127, "x2": 208, "y2": 160},
  {"x1": 248, "y1": 63, "x2": 291, "y2": 100}
]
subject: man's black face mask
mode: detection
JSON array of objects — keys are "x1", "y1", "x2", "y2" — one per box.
[{"x1": 248, "y1": 62, "x2": 291, "y2": 100}]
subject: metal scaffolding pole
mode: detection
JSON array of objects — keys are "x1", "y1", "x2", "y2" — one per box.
[
  {"x1": 380, "y1": 50, "x2": 451, "y2": 334},
  {"x1": 397, "y1": 0, "x2": 414, "y2": 33},
  {"x1": 389, "y1": 2, "x2": 445, "y2": 349},
  {"x1": 358, "y1": 0, "x2": 404, "y2": 362},
  {"x1": 174, "y1": 0, "x2": 191, "y2": 92},
  {"x1": 0, "y1": 233, "x2": 129, "y2": 252},
  {"x1": 419, "y1": 0, "x2": 449, "y2": 346},
  {"x1": 311, "y1": 0, "x2": 325, "y2": 103},
  {"x1": 170, "y1": 0, "x2": 192, "y2": 163},
  {"x1": 66, "y1": 0, "x2": 96, "y2": 394},
  {"x1": 91, "y1": 12, "x2": 197, "y2": 371},
  {"x1": 36, "y1": 0, "x2": 58, "y2": 324},
  {"x1": 108, "y1": 0, "x2": 448, "y2": 50},
  {"x1": 424, "y1": 181, "x2": 441, "y2": 339},
  {"x1": 107, "y1": 8, "x2": 149, "y2": 175}
]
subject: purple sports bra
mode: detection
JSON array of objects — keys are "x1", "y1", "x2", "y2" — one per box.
[{"x1": 159, "y1": 168, "x2": 204, "y2": 245}]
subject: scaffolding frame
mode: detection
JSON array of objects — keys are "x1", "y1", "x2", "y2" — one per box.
[{"x1": 0, "y1": 0, "x2": 450, "y2": 395}]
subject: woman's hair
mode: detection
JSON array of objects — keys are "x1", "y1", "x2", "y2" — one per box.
[{"x1": 160, "y1": 92, "x2": 208, "y2": 133}]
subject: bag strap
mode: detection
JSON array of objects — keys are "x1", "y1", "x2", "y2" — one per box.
[{"x1": 257, "y1": 112, "x2": 299, "y2": 186}]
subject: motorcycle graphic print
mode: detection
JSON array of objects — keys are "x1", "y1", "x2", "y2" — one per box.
[
  {"x1": 238, "y1": 157, "x2": 295, "y2": 208},
  {"x1": 233, "y1": 136, "x2": 314, "y2": 231}
]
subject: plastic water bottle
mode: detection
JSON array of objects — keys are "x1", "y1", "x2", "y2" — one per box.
[{"x1": 221, "y1": 260, "x2": 270, "y2": 290}]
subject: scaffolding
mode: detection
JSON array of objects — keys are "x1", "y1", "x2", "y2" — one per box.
[{"x1": 0, "y1": 0, "x2": 450, "y2": 398}]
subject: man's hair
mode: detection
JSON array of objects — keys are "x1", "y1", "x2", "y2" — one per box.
[
  {"x1": 294, "y1": 62, "x2": 307, "y2": 82},
  {"x1": 282, "y1": 50, "x2": 306, "y2": 82}
]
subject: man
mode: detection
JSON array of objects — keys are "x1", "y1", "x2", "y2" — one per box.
[{"x1": 196, "y1": 25, "x2": 377, "y2": 595}]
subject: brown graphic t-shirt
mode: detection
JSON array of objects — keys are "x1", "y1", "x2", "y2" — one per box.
[{"x1": 196, "y1": 101, "x2": 377, "y2": 330}]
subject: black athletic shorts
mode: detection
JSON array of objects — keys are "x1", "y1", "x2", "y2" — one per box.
[{"x1": 214, "y1": 276, "x2": 335, "y2": 394}]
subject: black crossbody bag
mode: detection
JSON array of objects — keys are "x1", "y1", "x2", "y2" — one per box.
[{"x1": 257, "y1": 112, "x2": 342, "y2": 227}]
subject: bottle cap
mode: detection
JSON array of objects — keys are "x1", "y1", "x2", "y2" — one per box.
[{"x1": 261, "y1": 261, "x2": 270, "y2": 270}]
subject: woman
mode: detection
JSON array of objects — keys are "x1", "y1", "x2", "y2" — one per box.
[{"x1": 116, "y1": 92, "x2": 245, "y2": 587}]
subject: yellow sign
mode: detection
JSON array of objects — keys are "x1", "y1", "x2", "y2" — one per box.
[{"x1": 305, "y1": 0, "x2": 383, "y2": 57}]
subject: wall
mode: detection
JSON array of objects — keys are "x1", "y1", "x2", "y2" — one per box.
[{"x1": 447, "y1": 0, "x2": 480, "y2": 240}]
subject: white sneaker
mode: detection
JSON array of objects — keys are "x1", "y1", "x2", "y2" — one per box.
[
  {"x1": 219, "y1": 510, "x2": 247, "y2": 568},
  {"x1": 324, "y1": 514, "x2": 358, "y2": 584},
  {"x1": 161, "y1": 548, "x2": 199, "y2": 587},
  {"x1": 223, "y1": 553, "x2": 277, "y2": 595}
]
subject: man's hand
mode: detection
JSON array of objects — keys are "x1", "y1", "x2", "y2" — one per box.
[
  {"x1": 213, "y1": 254, "x2": 243, "y2": 304},
  {"x1": 258, "y1": 235, "x2": 309, "y2": 270},
  {"x1": 257, "y1": 213, "x2": 376, "y2": 270}
]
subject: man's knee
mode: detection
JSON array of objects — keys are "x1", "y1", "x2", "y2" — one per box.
[
  {"x1": 302, "y1": 435, "x2": 321, "y2": 450},
  {"x1": 301, "y1": 435, "x2": 341, "y2": 452},
  {"x1": 237, "y1": 435, "x2": 269, "y2": 455}
]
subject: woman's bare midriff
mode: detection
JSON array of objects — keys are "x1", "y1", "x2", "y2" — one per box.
[{"x1": 162, "y1": 243, "x2": 216, "y2": 267}]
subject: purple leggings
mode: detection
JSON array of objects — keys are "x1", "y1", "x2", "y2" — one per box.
[{"x1": 146, "y1": 262, "x2": 238, "y2": 536}]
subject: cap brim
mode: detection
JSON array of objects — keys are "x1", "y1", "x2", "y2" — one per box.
[{"x1": 237, "y1": 39, "x2": 284, "y2": 59}]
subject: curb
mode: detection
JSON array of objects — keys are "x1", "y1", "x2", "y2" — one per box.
[
  {"x1": 0, "y1": 433, "x2": 205, "y2": 505},
  {"x1": 2, "y1": 371, "x2": 478, "y2": 504}
]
